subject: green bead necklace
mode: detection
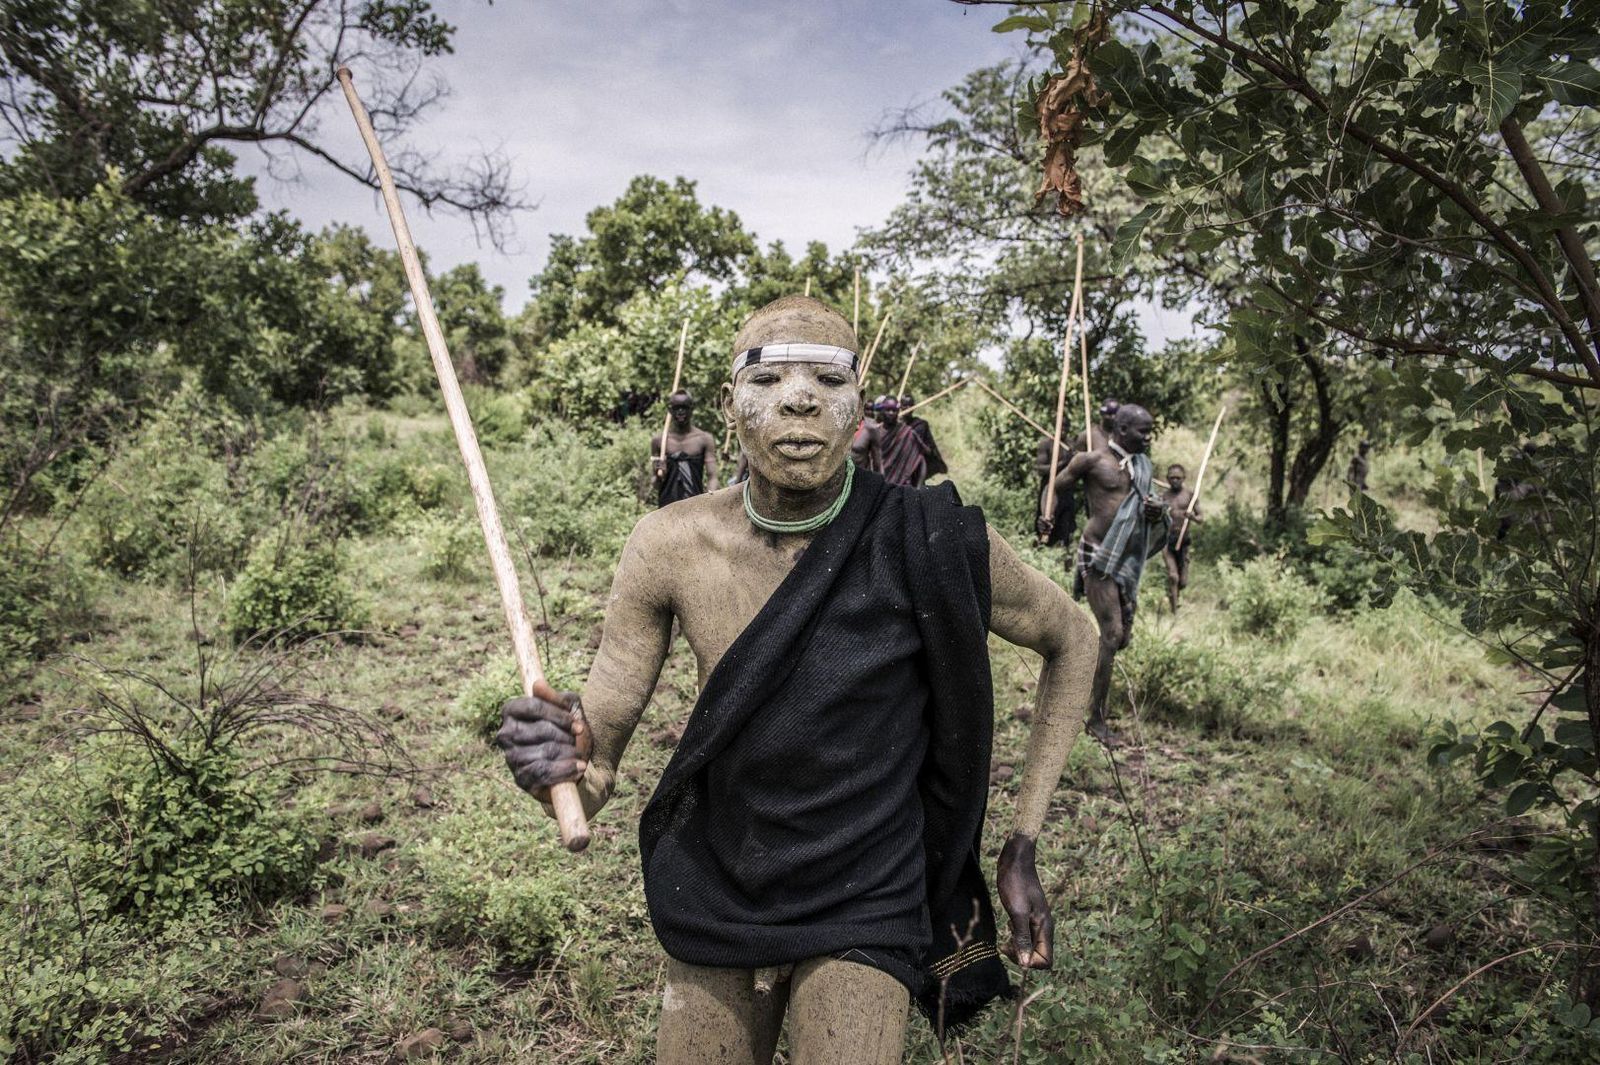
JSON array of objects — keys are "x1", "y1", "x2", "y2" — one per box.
[{"x1": 743, "y1": 459, "x2": 854, "y2": 535}]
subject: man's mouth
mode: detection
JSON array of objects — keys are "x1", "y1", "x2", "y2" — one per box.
[{"x1": 773, "y1": 436, "x2": 826, "y2": 459}]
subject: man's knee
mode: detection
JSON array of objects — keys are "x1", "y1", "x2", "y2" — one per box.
[{"x1": 788, "y1": 957, "x2": 908, "y2": 1065}]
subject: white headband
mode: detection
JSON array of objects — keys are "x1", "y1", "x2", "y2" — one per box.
[{"x1": 732, "y1": 343, "x2": 859, "y2": 378}]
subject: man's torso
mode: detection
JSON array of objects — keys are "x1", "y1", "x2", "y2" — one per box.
[{"x1": 1079, "y1": 450, "x2": 1135, "y2": 546}]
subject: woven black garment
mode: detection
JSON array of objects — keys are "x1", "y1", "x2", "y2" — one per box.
[
  {"x1": 658, "y1": 450, "x2": 706, "y2": 507},
  {"x1": 638, "y1": 469, "x2": 1011, "y2": 1026}
]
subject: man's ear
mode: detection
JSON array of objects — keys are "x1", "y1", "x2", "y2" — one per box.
[{"x1": 720, "y1": 381, "x2": 736, "y2": 429}]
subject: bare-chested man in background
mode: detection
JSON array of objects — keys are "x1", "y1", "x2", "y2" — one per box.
[
  {"x1": 651, "y1": 389, "x2": 718, "y2": 506},
  {"x1": 495, "y1": 296, "x2": 1097, "y2": 1064},
  {"x1": 1162, "y1": 462, "x2": 1200, "y2": 613},
  {"x1": 1047, "y1": 404, "x2": 1168, "y2": 744}
]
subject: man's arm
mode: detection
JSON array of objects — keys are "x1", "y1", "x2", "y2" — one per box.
[
  {"x1": 649, "y1": 434, "x2": 666, "y2": 481},
  {"x1": 1052, "y1": 448, "x2": 1096, "y2": 494},
  {"x1": 498, "y1": 518, "x2": 674, "y2": 820},
  {"x1": 987, "y1": 526, "x2": 1098, "y2": 837},
  {"x1": 984, "y1": 525, "x2": 1098, "y2": 968}
]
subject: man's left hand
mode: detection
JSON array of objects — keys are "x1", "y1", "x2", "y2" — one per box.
[
  {"x1": 997, "y1": 833, "x2": 1053, "y2": 969},
  {"x1": 1143, "y1": 499, "x2": 1167, "y2": 523}
]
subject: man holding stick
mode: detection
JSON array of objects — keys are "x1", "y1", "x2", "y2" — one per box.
[
  {"x1": 651, "y1": 389, "x2": 718, "y2": 506},
  {"x1": 898, "y1": 391, "x2": 949, "y2": 485},
  {"x1": 1049, "y1": 403, "x2": 1169, "y2": 744},
  {"x1": 1161, "y1": 463, "x2": 1200, "y2": 613},
  {"x1": 496, "y1": 296, "x2": 1098, "y2": 1062}
]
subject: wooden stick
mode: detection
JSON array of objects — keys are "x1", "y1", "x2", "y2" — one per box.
[
  {"x1": 804, "y1": 277, "x2": 811, "y2": 298},
  {"x1": 902, "y1": 377, "x2": 969, "y2": 414},
  {"x1": 1042, "y1": 236, "x2": 1086, "y2": 529},
  {"x1": 858, "y1": 305, "x2": 895, "y2": 386},
  {"x1": 1175, "y1": 403, "x2": 1226, "y2": 551},
  {"x1": 338, "y1": 68, "x2": 589, "y2": 853},
  {"x1": 974, "y1": 379, "x2": 1052, "y2": 438},
  {"x1": 853, "y1": 266, "x2": 861, "y2": 340},
  {"x1": 896, "y1": 341, "x2": 924, "y2": 401},
  {"x1": 657, "y1": 318, "x2": 691, "y2": 466},
  {"x1": 1080, "y1": 291, "x2": 1094, "y2": 452}
]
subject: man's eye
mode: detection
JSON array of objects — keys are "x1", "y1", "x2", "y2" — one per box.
[
  {"x1": 818, "y1": 373, "x2": 847, "y2": 386},
  {"x1": 750, "y1": 373, "x2": 779, "y2": 385}
]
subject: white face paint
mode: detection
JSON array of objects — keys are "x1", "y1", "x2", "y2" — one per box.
[{"x1": 721, "y1": 362, "x2": 862, "y2": 493}]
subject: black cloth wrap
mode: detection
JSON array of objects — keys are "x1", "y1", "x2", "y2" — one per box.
[
  {"x1": 907, "y1": 417, "x2": 949, "y2": 480},
  {"x1": 658, "y1": 450, "x2": 705, "y2": 506},
  {"x1": 638, "y1": 469, "x2": 1012, "y2": 1027}
]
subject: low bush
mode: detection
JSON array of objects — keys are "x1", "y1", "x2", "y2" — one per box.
[
  {"x1": 1205, "y1": 501, "x2": 1387, "y2": 611},
  {"x1": 79, "y1": 393, "x2": 258, "y2": 580},
  {"x1": 454, "y1": 655, "x2": 521, "y2": 739},
  {"x1": 405, "y1": 511, "x2": 479, "y2": 580},
  {"x1": 1119, "y1": 633, "x2": 1294, "y2": 736},
  {"x1": 497, "y1": 422, "x2": 646, "y2": 559},
  {"x1": 1217, "y1": 555, "x2": 1327, "y2": 641},
  {"x1": 82, "y1": 744, "x2": 319, "y2": 926},
  {"x1": 415, "y1": 805, "x2": 580, "y2": 965},
  {"x1": 466, "y1": 386, "x2": 532, "y2": 447},
  {"x1": 0, "y1": 541, "x2": 89, "y2": 687},
  {"x1": 225, "y1": 535, "x2": 369, "y2": 642}
]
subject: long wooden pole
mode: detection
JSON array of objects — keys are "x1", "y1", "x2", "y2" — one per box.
[
  {"x1": 1175, "y1": 403, "x2": 1226, "y2": 550},
  {"x1": 902, "y1": 377, "x2": 969, "y2": 414},
  {"x1": 804, "y1": 277, "x2": 811, "y2": 298},
  {"x1": 1080, "y1": 299, "x2": 1094, "y2": 452},
  {"x1": 1041, "y1": 235, "x2": 1086, "y2": 531},
  {"x1": 858, "y1": 305, "x2": 894, "y2": 386},
  {"x1": 657, "y1": 318, "x2": 691, "y2": 466},
  {"x1": 895, "y1": 342, "x2": 924, "y2": 401},
  {"x1": 853, "y1": 266, "x2": 861, "y2": 339},
  {"x1": 974, "y1": 379, "x2": 1052, "y2": 438},
  {"x1": 337, "y1": 68, "x2": 589, "y2": 853}
]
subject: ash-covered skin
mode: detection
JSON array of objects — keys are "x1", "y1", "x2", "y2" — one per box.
[
  {"x1": 493, "y1": 294, "x2": 1099, "y2": 1061},
  {"x1": 721, "y1": 362, "x2": 860, "y2": 522}
]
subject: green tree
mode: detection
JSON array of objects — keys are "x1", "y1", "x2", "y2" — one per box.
[
  {"x1": 0, "y1": 0, "x2": 520, "y2": 235},
  {"x1": 974, "y1": 0, "x2": 1600, "y2": 999},
  {"x1": 432, "y1": 263, "x2": 514, "y2": 384},
  {"x1": 524, "y1": 176, "x2": 756, "y2": 342}
]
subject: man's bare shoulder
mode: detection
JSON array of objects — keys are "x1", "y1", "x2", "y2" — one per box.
[{"x1": 625, "y1": 486, "x2": 744, "y2": 557}]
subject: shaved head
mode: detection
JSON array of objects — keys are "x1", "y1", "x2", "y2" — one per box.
[{"x1": 731, "y1": 295, "x2": 859, "y2": 359}]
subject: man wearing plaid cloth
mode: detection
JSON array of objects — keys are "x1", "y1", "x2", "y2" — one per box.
[{"x1": 1048, "y1": 403, "x2": 1168, "y2": 744}]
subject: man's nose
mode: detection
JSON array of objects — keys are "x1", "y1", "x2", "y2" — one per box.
[{"x1": 780, "y1": 385, "x2": 819, "y2": 416}]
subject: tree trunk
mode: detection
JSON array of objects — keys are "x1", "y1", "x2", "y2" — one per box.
[
  {"x1": 1286, "y1": 340, "x2": 1344, "y2": 508},
  {"x1": 1585, "y1": 604, "x2": 1600, "y2": 1007},
  {"x1": 1263, "y1": 379, "x2": 1291, "y2": 528}
]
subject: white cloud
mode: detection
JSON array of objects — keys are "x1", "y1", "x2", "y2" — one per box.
[{"x1": 241, "y1": 0, "x2": 1018, "y2": 307}]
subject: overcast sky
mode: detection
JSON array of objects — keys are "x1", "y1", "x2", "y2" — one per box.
[
  {"x1": 243, "y1": 0, "x2": 1194, "y2": 340},
  {"x1": 244, "y1": 1, "x2": 1013, "y2": 302}
]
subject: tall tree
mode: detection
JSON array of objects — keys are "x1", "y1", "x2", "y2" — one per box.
[
  {"x1": 0, "y1": 0, "x2": 521, "y2": 236},
  {"x1": 524, "y1": 176, "x2": 756, "y2": 343},
  {"x1": 965, "y1": 0, "x2": 1600, "y2": 1002}
]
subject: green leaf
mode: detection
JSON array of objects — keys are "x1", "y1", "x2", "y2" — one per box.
[
  {"x1": 1111, "y1": 204, "x2": 1161, "y2": 265},
  {"x1": 1536, "y1": 60, "x2": 1600, "y2": 107},
  {"x1": 1506, "y1": 780, "x2": 1543, "y2": 815},
  {"x1": 1463, "y1": 60, "x2": 1523, "y2": 126},
  {"x1": 992, "y1": 14, "x2": 1052, "y2": 33}
]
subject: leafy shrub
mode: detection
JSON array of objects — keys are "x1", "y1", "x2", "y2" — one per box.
[
  {"x1": 455, "y1": 655, "x2": 522, "y2": 739},
  {"x1": 466, "y1": 386, "x2": 531, "y2": 447},
  {"x1": 1207, "y1": 501, "x2": 1386, "y2": 611},
  {"x1": 1119, "y1": 634, "x2": 1294, "y2": 736},
  {"x1": 225, "y1": 535, "x2": 368, "y2": 642},
  {"x1": 1216, "y1": 556, "x2": 1326, "y2": 641},
  {"x1": 415, "y1": 805, "x2": 580, "y2": 965},
  {"x1": 1131, "y1": 828, "x2": 1266, "y2": 1014},
  {"x1": 79, "y1": 389, "x2": 258, "y2": 580},
  {"x1": 497, "y1": 422, "x2": 646, "y2": 559},
  {"x1": 0, "y1": 542, "x2": 88, "y2": 686},
  {"x1": 407, "y1": 511, "x2": 479, "y2": 580},
  {"x1": 81, "y1": 744, "x2": 318, "y2": 926}
]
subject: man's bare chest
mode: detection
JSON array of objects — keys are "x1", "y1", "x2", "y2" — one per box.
[{"x1": 669, "y1": 529, "x2": 808, "y2": 678}]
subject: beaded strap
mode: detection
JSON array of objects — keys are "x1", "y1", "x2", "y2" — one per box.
[{"x1": 743, "y1": 460, "x2": 854, "y2": 535}]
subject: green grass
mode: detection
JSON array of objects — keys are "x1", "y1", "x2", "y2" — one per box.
[{"x1": 1, "y1": 400, "x2": 1588, "y2": 1063}]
